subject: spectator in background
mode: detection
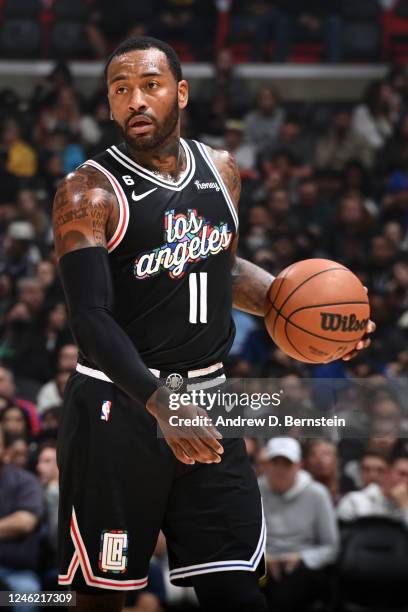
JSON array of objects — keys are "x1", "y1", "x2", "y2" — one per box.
[
  {"x1": 37, "y1": 371, "x2": 69, "y2": 418},
  {"x1": 0, "y1": 424, "x2": 43, "y2": 612},
  {"x1": 0, "y1": 118, "x2": 37, "y2": 178},
  {"x1": 360, "y1": 450, "x2": 391, "y2": 488},
  {"x1": 153, "y1": 0, "x2": 217, "y2": 60},
  {"x1": 269, "y1": 115, "x2": 315, "y2": 170},
  {"x1": 378, "y1": 113, "x2": 408, "y2": 175},
  {"x1": 352, "y1": 81, "x2": 396, "y2": 150},
  {"x1": 272, "y1": 0, "x2": 343, "y2": 63},
  {"x1": 17, "y1": 278, "x2": 45, "y2": 318},
  {"x1": 259, "y1": 437, "x2": 339, "y2": 612},
  {"x1": 36, "y1": 260, "x2": 64, "y2": 306},
  {"x1": 338, "y1": 454, "x2": 408, "y2": 525},
  {"x1": 38, "y1": 407, "x2": 59, "y2": 444},
  {"x1": 315, "y1": 109, "x2": 374, "y2": 171},
  {"x1": 36, "y1": 442, "x2": 59, "y2": 556},
  {"x1": 303, "y1": 439, "x2": 340, "y2": 502},
  {"x1": 342, "y1": 449, "x2": 390, "y2": 492},
  {"x1": 367, "y1": 236, "x2": 398, "y2": 292},
  {"x1": 35, "y1": 261, "x2": 56, "y2": 293},
  {"x1": 198, "y1": 92, "x2": 229, "y2": 143},
  {"x1": 0, "y1": 368, "x2": 39, "y2": 436},
  {"x1": 229, "y1": 0, "x2": 276, "y2": 50},
  {"x1": 36, "y1": 85, "x2": 98, "y2": 151},
  {"x1": 0, "y1": 404, "x2": 32, "y2": 443},
  {"x1": 39, "y1": 152, "x2": 65, "y2": 205},
  {"x1": 0, "y1": 300, "x2": 54, "y2": 386},
  {"x1": 56, "y1": 343, "x2": 78, "y2": 373},
  {"x1": 267, "y1": 189, "x2": 298, "y2": 237},
  {"x1": 0, "y1": 222, "x2": 41, "y2": 282},
  {"x1": 36, "y1": 344, "x2": 77, "y2": 414},
  {"x1": 86, "y1": 100, "x2": 121, "y2": 155},
  {"x1": 0, "y1": 274, "x2": 13, "y2": 320},
  {"x1": 87, "y1": 0, "x2": 155, "y2": 59},
  {"x1": 31, "y1": 62, "x2": 74, "y2": 115},
  {"x1": 45, "y1": 301, "x2": 70, "y2": 343},
  {"x1": 244, "y1": 85, "x2": 285, "y2": 152},
  {"x1": 5, "y1": 436, "x2": 29, "y2": 470},
  {"x1": 294, "y1": 177, "x2": 328, "y2": 246},
  {"x1": 328, "y1": 191, "x2": 376, "y2": 268},
  {"x1": 195, "y1": 47, "x2": 252, "y2": 119},
  {"x1": 16, "y1": 190, "x2": 50, "y2": 244},
  {"x1": 222, "y1": 120, "x2": 256, "y2": 178}
]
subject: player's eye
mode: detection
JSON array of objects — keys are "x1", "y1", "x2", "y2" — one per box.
[
  {"x1": 147, "y1": 81, "x2": 159, "y2": 90},
  {"x1": 116, "y1": 86, "x2": 127, "y2": 95}
]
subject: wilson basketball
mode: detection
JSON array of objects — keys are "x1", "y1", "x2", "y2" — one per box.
[{"x1": 265, "y1": 259, "x2": 370, "y2": 364}]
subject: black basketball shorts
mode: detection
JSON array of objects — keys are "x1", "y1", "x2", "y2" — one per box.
[{"x1": 57, "y1": 370, "x2": 265, "y2": 593}]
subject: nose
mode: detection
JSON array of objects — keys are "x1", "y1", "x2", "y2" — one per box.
[{"x1": 128, "y1": 87, "x2": 147, "y2": 113}]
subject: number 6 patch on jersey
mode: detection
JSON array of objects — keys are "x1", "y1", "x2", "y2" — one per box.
[{"x1": 99, "y1": 530, "x2": 128, "y2": 573}]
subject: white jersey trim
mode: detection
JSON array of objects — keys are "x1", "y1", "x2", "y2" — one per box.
[
  {"x1": 195, "y1": 141, "x2": 239, "y2": 232},
  {"x1": 83, "y1": 159, "x2": 130, "y2": 253},
  {"x1": 65, "y1": 507, "x2": 149, "y2": 591},
  {"x1": 58, "y1": 551, "x2": 79, "y2": 584},
  {"x1": 107, "y1": 139, "x2": 196, "y2": 191},
  {"x1": 169, "y1": 503, "x2": 266, "y2": 583},
  {"x1": 76, "y1": 361, "x2": 224, "y2": 383}
]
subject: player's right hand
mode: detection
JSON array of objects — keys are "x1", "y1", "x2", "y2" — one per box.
[{"x1": 146, "y1": 387, "x2": 224, "y2": 465}]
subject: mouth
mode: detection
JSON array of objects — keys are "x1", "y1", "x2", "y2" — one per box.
[{"x1": 127, "y1": 116, "x2": 154, "y2": 135}]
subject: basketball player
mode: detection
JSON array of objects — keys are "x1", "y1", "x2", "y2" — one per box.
[{"x1": 53, "y1": 37, "x2": 374, "y2": 611}]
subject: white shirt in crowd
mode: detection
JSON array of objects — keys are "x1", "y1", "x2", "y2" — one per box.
[{"x1": 337, "y1": 483, "x2": 408, "y2": 526}]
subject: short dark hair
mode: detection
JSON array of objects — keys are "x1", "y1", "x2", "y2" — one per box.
[
  {"x1": 38, "y1": 439, "x2": 57, "y2": 454},
  {"x1": 360, "y1": 449, "x2": 390, "y2": 465},
  {"x1": 391, "y1": 453, "x2": 408, "y2": 466},
  {"x1": 104, "y1": 36, "x2": 182, "y2": 83}
]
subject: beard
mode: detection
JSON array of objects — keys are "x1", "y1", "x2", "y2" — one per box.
[{"x1": 117, "y1": 95, "x2": 179, "y2": 152}]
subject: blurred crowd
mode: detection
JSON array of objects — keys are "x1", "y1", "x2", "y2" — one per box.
[
  {"x1": 1, "y1": 40, "x2": 408, "y2": 610},
  {"x1": 3, "y1": 0, "x2": 408, "y2": 63}
]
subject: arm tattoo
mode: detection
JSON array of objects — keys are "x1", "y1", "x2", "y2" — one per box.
[
  {"x1": 52, "y1": 165, "x2": 119, "y2": 259},
  {"x1": 232, "y1": 257, "x2": 274, "y2": 316},
  {"x1": 208, "y1": 145, "x2": 274, "y2": 316}
]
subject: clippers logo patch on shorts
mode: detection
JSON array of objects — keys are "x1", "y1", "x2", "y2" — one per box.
[
  {"x1": 99, "y1": 530, "x2": 128, "y2": 573},
  {"x1": 100, "y1": 400, "x2": 112, "y2": 421}
]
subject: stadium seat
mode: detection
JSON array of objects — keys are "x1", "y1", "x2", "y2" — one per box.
[
  {"x1": 382, "y1": 5, "x2": 408, "y2": 63},
  {"x1": 3, "y1": 0, "x2": 42, "y2": 18},
  {"x1": 50, "y1": 21, "x2": 90, "y2": 58},
  {"x1": 343, "y1": 23, "x2": 381, "y2": 61},
  {"x1": 342, "y1": 0, "x2": 382, "y2": 20},
  {"x1": 53, "y1": 0, "x2": 89, "y2": 21},
  {"x1": 395, "y1": 0, "x2": 408, "y2": 18},
  {"x1": 342, "y1": 0, "x2": 381, "y2": 62},
  {"x1": 337, "y1": 517, "x2": 408, "y2": 610},
  {"x1": 0, "y1": 18, "x2": 41, "y2": 57}
]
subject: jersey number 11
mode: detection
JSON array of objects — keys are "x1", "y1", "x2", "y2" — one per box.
[{"x1": 189, "y1": 272, "x2": 207, "y2": 324}]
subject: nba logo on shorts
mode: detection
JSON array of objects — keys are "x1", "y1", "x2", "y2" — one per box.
[
  {"x1": 99, "y1": 530, "x2": 128, "y2": 573},
  {"x1": 100, "y1": 400, "x2": 112, "y2": 421}
]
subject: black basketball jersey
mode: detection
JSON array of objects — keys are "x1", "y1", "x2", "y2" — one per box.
[{"x1": 79, "y1": 138, "x2": 238, "y2": 372}]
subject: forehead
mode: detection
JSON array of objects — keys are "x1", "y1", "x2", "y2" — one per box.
[
  {"x1": 6, "y1": 407, "x2": 22, "y2": 416},
  {"x1": 362, "y1": 456, "x2": 386, "y2": 465},
  {"x1": 107, "y1": 48, "x2": 171, "y2": 81}
]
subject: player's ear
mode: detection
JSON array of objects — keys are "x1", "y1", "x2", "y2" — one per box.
[{"x1": 178, "y1": 80, "x2": 189, "y2": 110}]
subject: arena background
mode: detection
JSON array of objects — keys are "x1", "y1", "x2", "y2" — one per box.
[{"x1": 1, "y1": 0, "x2": 408, "y2": 610}]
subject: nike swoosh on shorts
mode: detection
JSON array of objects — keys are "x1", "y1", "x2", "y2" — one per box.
[{"x1": 131, "y1": 188, "x2": 158, "y2": 201}]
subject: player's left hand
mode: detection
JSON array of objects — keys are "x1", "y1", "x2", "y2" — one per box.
[
  {"x1": 342, "y1": 319, "x2": 376, "y2": 361},
  {"x1": 342, "y1": 287, "x2": 376, "y2": 361},
  {"x1": 281, "y1": 553, "x2": 301, "y2": 574}
]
